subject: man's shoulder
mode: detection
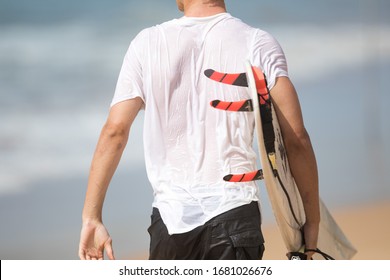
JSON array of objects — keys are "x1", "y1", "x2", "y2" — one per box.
[
  {"x1": 222, "y1": 15, "x2": 270, "y2": 36},
  {"x1": 134, "y1": 18, "x2": 177, "y2": 36}
]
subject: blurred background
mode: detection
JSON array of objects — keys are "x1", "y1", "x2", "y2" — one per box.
[{"x1": 0, "y1": 0, "x2": 389, "y2": 259}]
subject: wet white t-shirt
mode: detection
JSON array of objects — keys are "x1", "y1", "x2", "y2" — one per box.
[{"x1": 111, "y1": 13, "x2": 288, "y2": 234}]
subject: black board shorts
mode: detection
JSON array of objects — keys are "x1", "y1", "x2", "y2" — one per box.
[{"x1": 147, "y1": 201, "x2": 265, "y2": 260}]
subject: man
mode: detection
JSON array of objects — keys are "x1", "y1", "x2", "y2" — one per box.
[{"x1": 79, "y1": 0, "x2": 320, "y2": 260}]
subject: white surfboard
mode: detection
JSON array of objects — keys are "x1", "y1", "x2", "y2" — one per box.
[{"x1": 245, "y1": 61, "x2": 357, "y2": 260}]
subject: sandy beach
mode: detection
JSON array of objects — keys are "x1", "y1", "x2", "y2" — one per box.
[
  {"x1": 128, "y1": 200, "x2": 390, "y2": 260},
  {"x1": 262, "y1": 200, "x2": 390, "y2": 260}
]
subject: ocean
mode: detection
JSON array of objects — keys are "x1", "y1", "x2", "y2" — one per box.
[{"x1": 0, "y1": 0, "x2": 389, "y2": 259}]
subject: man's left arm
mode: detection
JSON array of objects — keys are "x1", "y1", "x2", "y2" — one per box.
[{"x1": 270, "y1": 76, "x2": 320, "y2": 259}]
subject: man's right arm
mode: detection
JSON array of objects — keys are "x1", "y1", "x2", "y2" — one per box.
[{"x1": 79, "y1": 97, "x2": 143, "y2": 260}]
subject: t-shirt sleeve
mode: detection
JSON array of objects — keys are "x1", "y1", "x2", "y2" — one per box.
[
  {"x1": 110, "y1": 33, "x2": 145, "y2": 108},
  {"x1": 252, "y1": 30, "x2": 289, "y2": 90}
]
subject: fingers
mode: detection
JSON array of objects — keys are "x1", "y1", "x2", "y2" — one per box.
[
  {"x1": 79, "y1": 244, "x2": 114, "y2": 260},
  {"x1": 79, "y1": 246, "x2": 104, "y2": 260},
  {"x1": 81, "y1": 251, "x2": 103, "y2": 260},
  {"x1": 79, "y1": 248, "x2": 86, "y2": 260},
  {"x1": 305, "y1": 252, "x2": 315, "y2": 260},
  {"x1": 105, "y1": 238, "x2": 115, "y2": 260}
]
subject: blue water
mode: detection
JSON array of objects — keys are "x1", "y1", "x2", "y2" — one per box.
[{"x1": 0, "y1": 0, "x2": 389, "y2": 259}]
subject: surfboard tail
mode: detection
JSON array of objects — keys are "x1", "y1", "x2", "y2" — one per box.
[{"x1": 315, "y1": 201, "x2": 358, "y2": 260}]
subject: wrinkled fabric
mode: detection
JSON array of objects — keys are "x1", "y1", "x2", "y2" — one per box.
[
  {"x1": 148, "y1": 202, "x2": 265, "y2": 260},
  {"x1": 111, "y1": 13, "x2": 288, "y2": 234}
]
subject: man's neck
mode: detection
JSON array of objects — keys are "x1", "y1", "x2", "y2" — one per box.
[{"x1": 183, "y1": 1, "x2": 226, "y2": 17}]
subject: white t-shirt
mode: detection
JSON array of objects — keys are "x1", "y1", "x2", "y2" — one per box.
[{"x1": 111, "y1": 13, "x2": 288, "y2": 234}]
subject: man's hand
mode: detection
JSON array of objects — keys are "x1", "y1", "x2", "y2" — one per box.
[
  {"x1": 303, "y1": 222, "x2": 319, "y2": 259},
  {"x1": 78, "y1": 220, "x2": 115, "y2": 260}
]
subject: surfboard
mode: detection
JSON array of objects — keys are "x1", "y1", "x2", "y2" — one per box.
[{"x1": 204, "y1": 62, "x2": 357, "y2": 260}]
